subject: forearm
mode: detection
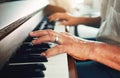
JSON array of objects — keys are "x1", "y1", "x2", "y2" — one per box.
[
  {"x1": 77, "y1": 16, "x2": 101, "y2": 28},
  {"x1": 89, "y1": 42, "x2": 120, "y2": 71}
]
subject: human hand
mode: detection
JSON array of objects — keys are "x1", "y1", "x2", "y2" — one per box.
[
  {"x1": 29, "y1": 29, "x2": 92, "y2": 60},
  {"x1": 48, "y1": 13, "x2": 80, "y2": 26}
]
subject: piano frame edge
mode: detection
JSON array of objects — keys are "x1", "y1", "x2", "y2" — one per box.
[
  {"x1": 64, "y1": 25, "x2": 78, "y2": 78},
  {"x1": 68, "y1": 55, "x2": 78, "y2": 78}
]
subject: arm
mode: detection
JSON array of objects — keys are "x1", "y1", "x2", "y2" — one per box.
[
  {"x1": 76, "y1": 16, "x2": 101, "y2": 28},
  {"x1": 89, "y1": 42, "x2": 120, "y2": 71}
]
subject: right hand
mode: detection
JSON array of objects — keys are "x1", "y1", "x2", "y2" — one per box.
[
  {"x1": 29, "y1": 29, "x2": 92, "y2": 60},
  {"x1": 48, "y1": 13, "x2": 80, "y2": 26}
]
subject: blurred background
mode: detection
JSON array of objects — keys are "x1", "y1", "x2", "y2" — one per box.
[
  {"x1": 0, "y1": 0, "x2": 101, "y2": 38},
  {"x1": 49, "y1": 0, "x2": 101, "y2": 38},
  {"x1": 49, "y1": 0, "x2": 101, "y2": 16}
]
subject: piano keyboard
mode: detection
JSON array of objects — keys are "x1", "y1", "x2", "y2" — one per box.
[{"x1": 0, "y1": 17, "x2": 69, "y2": 78}]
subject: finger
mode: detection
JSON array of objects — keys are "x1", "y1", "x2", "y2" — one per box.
[
  {"x1": 48, "y1": 13, "x2": 60, "y2": 18},
  {"x1": 32, "y1": 35, "x2": 55, "y2": 44},
  {"x1": 49, "y1": 16, "x2": 59, "y2": 22},
  {"x1": 60, "y1": 21, "x2": 69, "y2": 26},
  {"x1": 29, "y1": 30, "x2": 48, "y2": 37},
  {"x1": 48, "y1": 14, "x2": 58, "y2": 21},
  {"x1": 41, "y1": 45, "x2": 66, "y2": 58},
  {"x1": 49, "y1": 13, "x2": 65, "y2": 21},
  {"x1": 30, "y1": 29, "x2": 53, "y2": 37}
]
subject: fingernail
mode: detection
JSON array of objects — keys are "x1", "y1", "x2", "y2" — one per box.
[
  {"x1": 30, "y1": 32, "x2": 33, "y2": 34},
  {"x1": 56, "y1": 18, "x2": 59, "y2": 21},
  {"x1": 40, "y1": 53, "x2": 46, "y2": 56},
  {"x1": 32, "y1": 40, "x2": 36, "y2": 44}
]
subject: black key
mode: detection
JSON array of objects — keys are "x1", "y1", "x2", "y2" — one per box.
[
  {"x1": 37, "y1": 63, "x2": 46, "y2": 70},
  {"x1": 1, "y1": 64, "x2": 45, "y2": 78},
  {"x1": 24, "y1": 37, "x2": 34, "y2": 42},
  {"x1": 8, "y1": 64, "x2": 46, "y2": 71},
  {"x1": 16, "y1": 48, "x2": 48, "y2": 55},
  {"x1": 9, "y1": 54, "x2": 48, "y2": 63},
  {"x1": 21, "y1": 43, "x2": 50, "y2": 49}
]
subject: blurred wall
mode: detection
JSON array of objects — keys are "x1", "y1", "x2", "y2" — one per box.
[{"x1": 49, "y1": 0, "x2": 74, "y2": 14}]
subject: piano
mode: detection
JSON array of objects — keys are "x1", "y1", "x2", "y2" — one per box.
[{"x1": 0, "y1": 0, "x2": 78, "y2": 78}]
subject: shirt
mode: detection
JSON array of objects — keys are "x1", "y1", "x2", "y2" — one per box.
[{"x1": 97, "y1": 0, "x2": 120, "y2": 45}]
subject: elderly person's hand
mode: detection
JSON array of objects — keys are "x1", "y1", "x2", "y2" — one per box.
[
  {"x1": 29, "y1": 29, "x2": 93, "y2": 60},
  {"x1": 48, "y1": 13, "x2": 83, "y2": 26}
]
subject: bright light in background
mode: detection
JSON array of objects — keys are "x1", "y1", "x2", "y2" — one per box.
[
  {"x1": 71, "y1": 0, "x2": 100, "y2": 16},
  {"x1": 74, "y1": 0, "x2": 84, "y2": 3}
]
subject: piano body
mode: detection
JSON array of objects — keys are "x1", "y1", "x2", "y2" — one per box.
[{"x1": 0, "y1": 0, "x2": 78, "y2": 78}]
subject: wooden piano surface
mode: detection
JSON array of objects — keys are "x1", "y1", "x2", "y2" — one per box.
[{"x1": 0, "y1": 1, "x2": 78, "y2": 78}]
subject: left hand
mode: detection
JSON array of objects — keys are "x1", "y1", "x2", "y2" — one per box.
[{"x1": 48, "y1": 13, "x2": 81, "y2": 26}]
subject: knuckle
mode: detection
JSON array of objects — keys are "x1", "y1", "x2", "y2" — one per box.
[
  {"x1": 56, "y1": 13, "x2": 61, "y2": 16},
  {"x1": 57, "y1": 45, "x2": 66, "y2": 53},
  {"x1": 46, "y1": 29, "x2": 52, "y2": 32},
  {"x1": 46, "y1": 29, "x2": 55, "y2": 42}
]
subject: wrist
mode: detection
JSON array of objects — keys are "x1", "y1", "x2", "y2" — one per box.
[
  {"x1": 76, "y1": 17, "x2": 86, "y2": 25},
  {"x1": 85, "y1": 42, "x2": 95, "y2": 60}
]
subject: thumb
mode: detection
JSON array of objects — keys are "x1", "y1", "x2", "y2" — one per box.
[{"x1": 41, "y1": 45, "x2": 66, "y2": 58}]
